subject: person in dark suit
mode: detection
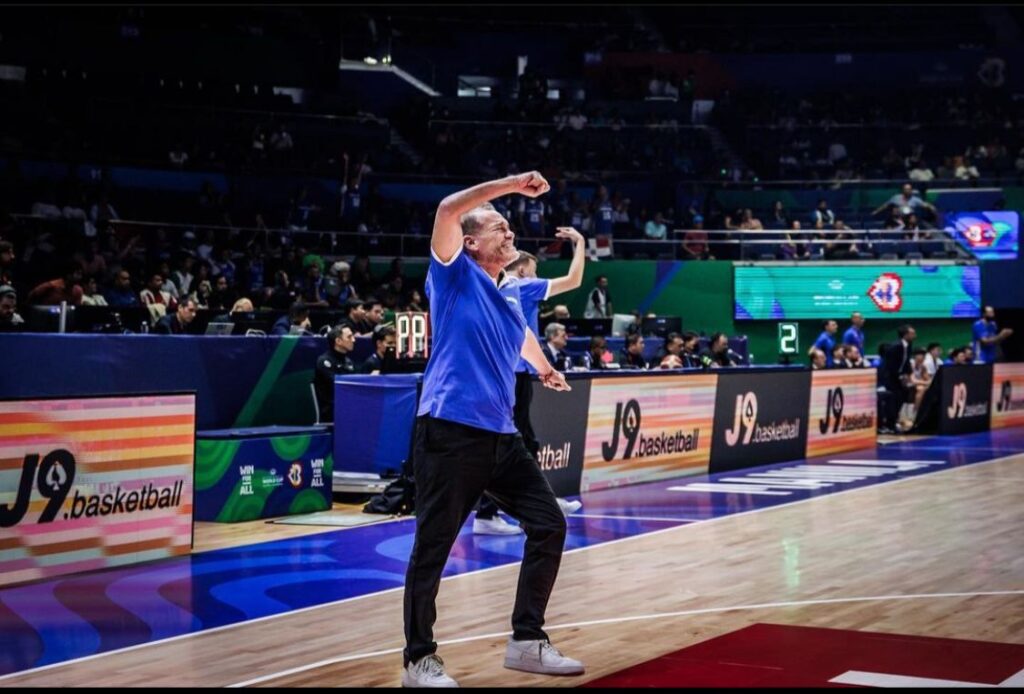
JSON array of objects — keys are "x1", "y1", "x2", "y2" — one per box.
[
  {"x1": 878, "y1": 324, "x2": 917, "y2": 433},
  {"x1": 541, "y1": 322, "x2": 573, "y2": 371}
]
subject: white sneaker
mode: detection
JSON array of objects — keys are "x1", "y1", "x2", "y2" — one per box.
[
  {"x1": 504, "y1": 638, "x2": 585, "y2": 676},
  {"x1": 556, "y1": 498, "x2": 582, "y2": 516},
  {"x1": 402, "y1": 654, "x2": 459, "y2": 688},
  {"x1": 473, "y1": 515, "x2": 523, "y2": 535}
]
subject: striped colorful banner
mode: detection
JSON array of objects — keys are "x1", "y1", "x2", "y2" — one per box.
[
  {"x1": 991, "y1": 363, "x2": 1024, "y2": 430},
  {"x1": 0, "y1": 394, "x2": 195, "y2": 587},
  {"x1": 582, "y1": 374, "x2": 717, "y2": 492},
  {"x1": 805, "y1": 369, "x2": 878, "y2": 459}
]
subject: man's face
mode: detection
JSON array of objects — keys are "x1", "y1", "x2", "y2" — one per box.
[
  {"x1": 367, "y1": 304, "x2": 384, "y2": 324},
  {"x1": 713, "y1": 337, "x2": 728, "y2": 353},
  {"x1": 550, "y1": 328, "x2": 567, "y2": 350},
  {"x1": 826, "y1": 320, "x2": 837, "y2": 334},
  {"x1": 813, "y1": 351, "x2": 826, "y2": 368},
  {"x1": 464, "y1": 210, "x2": 517, "y2": 268},
  {"x1": 553, "y1": 306, "x2": 570, "y2": 320},
  {"x1": 984, "y1": 306, "x2": 996, "y2": 321},
  {"x1": 630, "y1": 337, "x2": 645, "y2": 355},
  {"x1": 930, "y1": 346, "x2": 942, "y2": 358},
  {"x1": 906, "y1": 327, "x2": 917, "y2": 343},
  {"x1": 116, "y1": 272, "x2": 131, "y2": 289},
  {"x1": 902, "y1": 184, "x2": 913, "y2": 197},
  {"x1": 852, "y1": 313, "x2": 864, "y2": 328},
  {"x1": 178, "y1": 302, "x2": 197, "y2": 324},
  {"x1": 683, "y1": 337, "x2": 698, "y2": 352},
  {"x1": 350, "y1": 305, "x2": 366, "y2": 322},
  {"x1": 0, "y1": 295, "x2": 15, "y2": 321},
  {"x1": 0, "y1": 248, "x2": 13, "y2": 265},
  {"x1": 965, "y1": 347, "x2": 975, "y2": 361},
  {"x1": 667, "y1": 337, "x2": 683, "y2": 355},
  {"x1": 598, "y1": 277, "x2": 608, "y2": 289},
  {"x1": 914, "y1": 353, "x2": 924, "y2": 366},
  {"x1": 216, "y1": 276, "x2": 228, "y2": 290},
  {"x1": 591, "y1": 338, "x2": 606, "y2": 356},
  {"x1": 336, "y1": 327, "x2": 355, "y2": 352},
  {"x1": 848, "y1": 345, "x2": 862, "y2": 361},
  {"x1": 150, "y1": 275, "x2": 163, "y2": 291},
  {"x1": 955, "y1": 351, "x2": 968, "y2": 364}
]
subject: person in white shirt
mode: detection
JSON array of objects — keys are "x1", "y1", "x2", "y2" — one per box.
[
  {"x1": 923, "y1": 342, "x2": 943, "y2": 377},
  {"x1": 644, "y1": 212, "x2": 668, "y2": 240}
]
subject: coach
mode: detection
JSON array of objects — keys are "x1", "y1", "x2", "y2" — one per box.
[{"x1": 401, "y1": 172, "x2": 584, "y2": 687}]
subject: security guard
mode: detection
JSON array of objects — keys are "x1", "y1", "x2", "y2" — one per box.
[{"x1": 312, "y1": 324, "x2": 356, "y2": 422}]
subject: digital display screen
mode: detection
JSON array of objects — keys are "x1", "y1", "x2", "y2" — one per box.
[
  {"x1": 734, "y1": 265, "x2": 981, "y2": 320},
  {"x1": 944, "y1": 211, "x2": 1019, "y2": 260}
]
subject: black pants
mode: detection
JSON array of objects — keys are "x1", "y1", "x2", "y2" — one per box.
[
  {"x1": 403, "y1": 415, "x2": 566, "y2": 666},
  {"x1": 477, "y1": 371, "x2": 537, "y2": 520}
]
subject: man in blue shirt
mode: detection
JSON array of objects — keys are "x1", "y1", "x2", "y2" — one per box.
[
  {"x1": 473, "y1": 228, "x2": 587, "y2": 535},
  {"x1": 842, "y1": 312, "x2": 865, "y2": 353},
  {"x1": 593, "y1": 185, "x2": 614, "y2": 236},
  {"x1": 973, "y1": 305, "x2": 1014, "y2": 363},
  {"x1": 403, "y1": 173, "x2": 583, "y2": 687},
  {"x1": 812, "y1": 319, "x2": 839, "y2": 367}
]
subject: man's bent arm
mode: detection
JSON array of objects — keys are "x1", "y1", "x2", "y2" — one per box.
[{"x1": 548, "y1": 227, "x2": 586, "y2": 296}]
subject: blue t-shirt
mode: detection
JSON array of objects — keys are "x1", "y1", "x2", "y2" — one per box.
[
  {"x1": 417, "y1": 247, "x2": 527, "y2": 433},
  {"x1": 842, "y1": 325, "x2": 864, "y2": 351},
  {"x1": 595, "y1": 202, "x2": 614, "y2": 234},
  {"x1": 524, "y1": 199, "x2": 544, "y2": 234},
  {"x1": 973, "y1": 318, "x2": 998, "y2": 363},
  {"x1": 512, "y1": 277, "x2": 552, "y2": 374},
  {"x1": 814, "y1": 331, "x2": 837, "y2": 367}
]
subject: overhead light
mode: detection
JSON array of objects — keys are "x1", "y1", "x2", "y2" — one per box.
[{"x1": 364, "y1": 56, "x2": 378, "y2": 65}]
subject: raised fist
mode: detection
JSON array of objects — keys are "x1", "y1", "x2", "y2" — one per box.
[{"x1": 511, "y1": 171, "x2": 550, "y2": 198}]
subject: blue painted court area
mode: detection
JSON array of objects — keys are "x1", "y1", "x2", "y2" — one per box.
[{"x1": 1, "y1": 427, "x2": 1022, "y2": 677}]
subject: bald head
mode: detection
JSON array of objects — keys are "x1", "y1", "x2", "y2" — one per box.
[{"x1": 459, "y1": 203, "x2": 498, "y2": 236}]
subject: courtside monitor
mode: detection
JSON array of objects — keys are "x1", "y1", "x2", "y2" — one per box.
[{"x1": 642, "y1": 315, "x2": 681, "y2": 338}]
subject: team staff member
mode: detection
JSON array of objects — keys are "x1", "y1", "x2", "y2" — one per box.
[
  {"x1": 475, "y1": 234, "x2": 586, "y2": 535},
  {"x1": 402, "y1": 172, "x2": 583, "y2": 687},
  {"x1": 360, "y1": 325, "x2": 397, "y2": 374},
  {"x1": 153, "y1": 297, "x2": 198, "y2": 334},
  {"x1": 973, "y1": 305, "x2": 1013, "y2": 363},
  {"x1": 312, "y1": 324, "x2": 356, "y2": 422}
]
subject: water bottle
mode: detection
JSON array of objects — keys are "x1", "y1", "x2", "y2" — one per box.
[{"x1": 140, "y1": 320, "x2": 149, "y2": 334}]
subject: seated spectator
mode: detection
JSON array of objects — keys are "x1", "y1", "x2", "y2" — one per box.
[
  {"x1": 831, "y1": 344, "x2": 847, "y2": 367},
  {"x1": 209, "y1": 274, "x2": 237, "y2": 312},
  {"x1": 659, "y1": 332, "x2": 684, "y2": 363},
  {"x1": 171, "y1": 255, "x2": 196, "y2": 298},
  {"x1": 271, "y1": 301, "x2": 312, "y2": 336},
  {"x1": 542, "y1": 322, "x2": 573, "y2": 372},
  {"x1": 0, "y1": 285, "x2": 25, "y2": 332},
  {"x1": 810, "y1": 348, "x2": 827, "y2": 370},
  {"x1": 153, "y1": 296, "x2": 198, "y2": 335},
  {"x1": 105, "y1": 269, "x2": 139, "y2": 308},
  {"x1": 810, "y1": 199, "x2": 836, "y2": 229},
  {"x1": 363, "y1": 298, "x2": 385, "y2": 331},
  {"x1": 908, "y1": 159, "x2": 935, "y2": 182},
  {"x1": 340, "y1": 298, "x2": 372, "y2": 335},
  {"x1": 699, "y1": 332, "x2": 739, "y2": 368},
  {"x1": 644, "y1": 211, "x2": 668, "y2": 240},
  {"x1": 953, "y1": 155, "x2": 980, "y2": 181},
  {"x1": 313, "y1": 324, "x2": 357, "y2": 421},
  {"x1": 89, "y1": 192, "x2": 120, "y2": 231},
  {"x1": 213, "y1": 297, "x2": 255, "y2": 324},
  {"x1": 823, "y1": 219, "x2": 860, "y2": 260},
  {"x1": 924, "y1": 342, "x2": 943, "y2": 376},
  {"x1": 402, "y1": 289, "x2": 426, "y2": 312},
  {"x1": 680, "y1": 331, "x2": 702, "y2": 368},
  {"x1": 27, "y1": 261, "x2": 84, "y2": 306},
  {"x1": 80, "y1": 276, "x2": 108, "y2": 306},
  {"x1": 767, "y1": 201, "x2": 790, "y2": 230},
  {"x1": 682, "y1": 215, "x2": 713, "y2": 260},
  {"x1": 360, "y1": 325, "x2": 397, "y2": 375},
  {"x1": 583, "y1": 335, "x2": 612, "y2": 370},
  {"x1": 140, "y1": 272, "x2": 176, "y2": 321},
  {"x1": 299, "y1": 262, "x2": 330, "y2": 309},
  {"x1": 872, "y1": 183, "x2": 936, "y2": 220},
  {"x1": 843, "y1": 344, "x2": 870, "y2": 368},
  {"x1": 326, "y1": 261, "x2": 359, "y2": 307},
  {"x1": 779, "y1": 220, "x2": 809, "y2": 260},
  {"x1": 618, "y1": 333, "x2": 649, "y2": 369},
  {"x1": 266, "y1": 269, "x2": 298, "y2": 310}
]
